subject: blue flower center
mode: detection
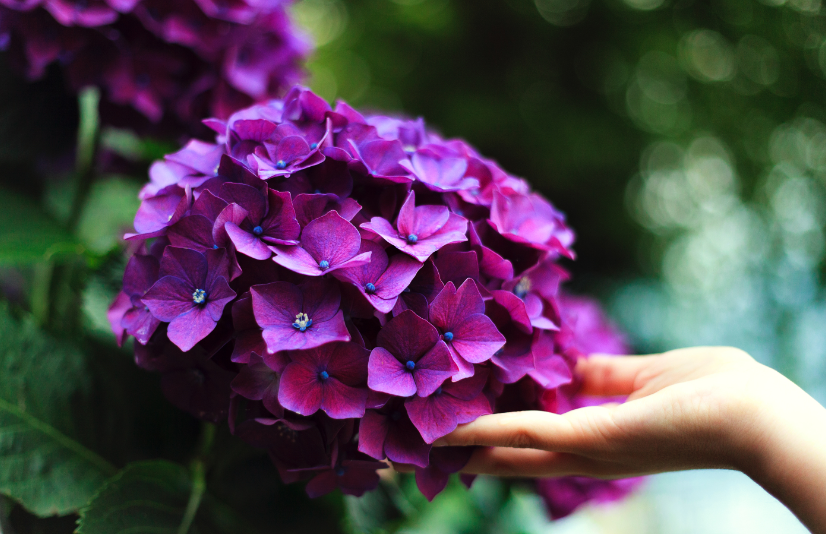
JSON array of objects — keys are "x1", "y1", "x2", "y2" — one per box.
[
  {"x1": 292, "y1": 313, "x2": 312, "y2": 332},
  {"x1": 365, "y1": 282, "x2": 376, "y2": 294},
  {"x1": 406, "y1": 234, "x2": 418, "y2": 243},
  {"x1": 275, "y1": 160, "x2": 287, "y2": 170},
  {"x1": 443, "y1": 331, "x2": 454, "y2": 342},
  {"x1": 252, "y1": 226, "x2": 264, "y2": 236},
  {"x1": 335, "y1": 467, "x2": 346, "y2": 477},
  {"x1": 310, "y1": 142, "x2": 318, "y2": 149},
  {"x1": 405, "y1": 360, "x2": 416, "y2": 371},
  {"x1": 319, "y1": 260, "x2": 330, "y2": 270},
  {"x1": 434, "y1": 386, "x2": 443, "y2": 395},
  {"x1": 514, "y1": 277, "x2": 531, "y2": 299},
  {"x1": 212, "y1": 244, "x2": 219, "y2": 249},
  {"x1": 192, "y1": 289, "x2": 207, "y2": 304},
  {"x1": 319, "y1": 370, "x2": 330, "y2": 381}
]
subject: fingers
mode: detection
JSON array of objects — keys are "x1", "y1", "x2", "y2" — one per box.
[
  {"x1": 435, "y1": 410, "x2": 590, "y2": 451},
  {"x1": 576, "y1": 354, "x2": 657, "y2": 397},
  {"x1": 462, "y1": 447, "x2": 583, "y2": 477}
]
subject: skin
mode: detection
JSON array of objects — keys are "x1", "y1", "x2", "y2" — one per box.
[{"x1": 431, "y1": 347, "x2": 826, "y2": 534}]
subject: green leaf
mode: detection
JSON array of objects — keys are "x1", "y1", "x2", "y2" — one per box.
[
  {"x1": 0, "y1": 188, "x2": 83, "y2": 265},
  {"x1": 0, "y1": 306, "x2": 117, "y2": 516},
  {"x1": 75, "y1": 177, "x2": 141, "y2": 255},
  {"x1": 76, "y1": 461, "x2": 199, "y2": 534}
]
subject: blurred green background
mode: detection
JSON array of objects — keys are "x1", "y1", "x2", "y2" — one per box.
[{"x1": 1, "y1": 0, "x2": 825, "y2": 531}]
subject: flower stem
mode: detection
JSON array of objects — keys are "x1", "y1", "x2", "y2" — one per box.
[
  {"x1": 177, "y1": 422, "x2": 215, "y2": 534},
  {"x1": 67, "y1": 86, "x2": 100, "y2": 231}
]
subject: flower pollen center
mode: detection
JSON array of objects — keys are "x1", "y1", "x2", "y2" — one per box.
[
  {"x1": 292, "y1": 312, "x2": 313, "y2": 332},
  {"x1": 319, "y1": 370, "x2": 329, "y2": 381},
  {"x1": 435, "y1": 386, "x2": 443, "y2": 395},
  {"x1": 405, "y1": 360, "x2": 416, "y2": 371},
  {"x1": 310, "y1": 142, "x2": 318, "y2": 149},
  {"x1": 406, "y1": 234, "x2": 418, "y2": 243},
  {"x1": 192, "y1": 289, "x2": 207, "y2": 304},
  {"x1": 443, "y1": 331, "x2": 454, "y2": 342},
  {"x1": 514, "y1": 277, "x2": 531, "y2": 299},
  {"x1": 319, "y1": 260, "x2": 330, "y2": 270},
  {"x1": 365, "y1": 282, "x2": 376, "y2": 294},
  {"x1": 335, "y1": 467, "x2": 346, "y2": 477},
  {"x1": 275, "y1": 160, "x2": 287, "y2": 170},
  {"x1": 253, "y1": 225, "x2": 264, "y2": 236}
]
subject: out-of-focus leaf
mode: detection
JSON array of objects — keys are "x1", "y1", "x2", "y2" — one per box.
[
  {"x1": 76, "y1": 461, "x2": 194, "y2": 534},
  {"x1": 77, "y1": 460, "x2": 249, "y2": 534},
  {"x1": 0, "y1": 305, "x2": 117, "y2": 516},
  {"x1": 0, "y1": 188, "x2": 83, "y2": 265},
  {"x1": 75, "y1": 177, "x2": 140, "y2": 255}
]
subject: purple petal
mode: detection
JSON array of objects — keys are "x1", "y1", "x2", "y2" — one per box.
[
  {"x1": 260, "y1": 189, "x2": 301, "y2": 244},
  {"x1": 367, "y1": 347, "x2": 416, "y2": 397},
  {"x1": 278, "y1": 363, "x2": 323, "y2": 416},
  {"x1": 225, "y1": 222, "x2": 272, "y2": 260},
  {"x1": 122, "y1": 254, "x2": 160, "y2": 297},
  {"x1": 412, "y1": 341, "x2": 455, "y2": 397},
  {"x1": 158, "y1": 247, "x2": 207, "y2": 288},
  {"x1": 451, "y1": 314, "x2": 505, "y2": 364},
  {"x1": 405, "y1": 394, "x2": 457, "y2": 444},
  {"x1": 301, "y1": 211, "x2": 362, "y2": 267},
  {"x1": 429, "y1": 279, "x2": 484, "y2": 332},
  {"x1": 415, "y1": 464, "x2": 450, "y2": 502},
  {"x1": 220, "y1": 182, "x2": 267, "y2": 223},
  {"x1": 251, "y1": 281, "x2": 303, "y2": 328},
  {"x1": 357, "y1": 410, "x2": 390, "y2": 460},
  {"x1": 143, "y1": 276, "x2": 195, "y2": 322},
  {"x1": 320, "y1": 379, "x2": 368, "y2": 419},
  {"x1": 167, "y1": 306, "x2": 218, "y2": 352},
  {"x1": 376, "y1": 310, "x2": 439, "y2": 361}
]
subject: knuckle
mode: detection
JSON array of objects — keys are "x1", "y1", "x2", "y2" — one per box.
[{"x1": 507, "y1": 426, "x2": 539, "y2": 449}]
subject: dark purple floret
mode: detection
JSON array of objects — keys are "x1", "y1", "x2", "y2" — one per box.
[
  {"x1": 251, "y1": 278, "x2": 349, "y2": 354},
  {"x1": 142, "y1": 247, "x2": 236, "y2": 351},
  {"x1": 367, "y1": 310, "x2": 455, "y2": 398}
]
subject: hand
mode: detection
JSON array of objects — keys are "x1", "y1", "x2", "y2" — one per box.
[{"x1": 436, "y1": 347, "x2": 826, "y2": 533}]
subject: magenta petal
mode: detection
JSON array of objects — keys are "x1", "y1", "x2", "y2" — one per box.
[
  {"x1": 225, "y1": 222, "x2": 272, "y2": 260},
  {"x1": 300, "y1": 278, "x2": 342, "y2": 322},
  {"x1": 367, "y1": 347, "x2": 416, "y2": 397},
  {"x1": 415, "y1": 464, "x2": 450, "y2": 502},
  {"x1": 301, "y1": 211, "x2": 362, "y2": 266},
  {"x1": 405, "y1": 395, "x2": 457, "y2": 444},
  {"x1": 376, "y1": 310, "x2": 439, "y2": 362},
  {"x1": 429, "y1": 279, "x2": 483, "y2": 331},
  {"x1": 326, "y1": 342, "x2": 370, "y2": 384},
  {"x1": 167, "y1": 306, "x2": 218, "y2": 352},
  {"x1": 278, "y1": 363, "x2": 323, "y2": 416},
  {"x1": 412, "y1": 341, "x2": 455, "y2": 397},
  {"x1": 204, "y1": 277, "x2": 236, "y2": 321},
  {"x1": 374, "y1": 254, "x2": 423, "y2": 300},
  {"x1": 143, "y1": 276, "x2": 195, "y2": 322},
  {"x1": 122, "y1": 306, "x2": 160, "y2": 345},
  {"x1": 220, "y1": 182, "x2": 267, "y2": 223},
  {"x1": 383, "y1": 413, "x2": 432, "y2": 467},
  {"x1": 251, "y1": 281, "x2": 302, "y2": 328},
  {"x1": 451, "y1": 314, "x2": 506, "y2": 364},
  {"x1": 167, "y1": 215, "x2": 215, "y2": 251},
  {"x1": 446, "y1": 350, "x2": 475, "y2": 382},
  {"x1": 320, "y1": 379, "x2": 368, "y2": 419},
  {"x1": 270, "y1": 244, "x2": 326, "y2": 276},
  {"x1": 158, "y1": 247, "x2": 207, "y2": 288},
  {"x1": 357, "y1": 410, "x2": 390, "y2": 460}
]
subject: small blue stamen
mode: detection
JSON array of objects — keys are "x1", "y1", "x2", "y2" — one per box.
[
  {"x1": 319, "y1": 260, "x2": 330, "y2": 270},
  {"x1": 310, "y1": 142, "x2": 318, "y2": 149},
  {"x1": 253, "y1": 226, "x2": 264, "y2": 236},
  {"x1": 213, "y1": 244, "x2": 219, "y2": 249},
  {"x1": 435, "y1": 386, "x2": 443, "y2": 395},
  {"x1": 335, "y1": 467, "x2": 346, "y2": 476},
  {"x1": 292, "y1": 312, "x2": 312, "y2": 332},
  {"x1": 406, "y1": 234, "x2": 418, "y2": 243},
  {"x1": 405, "y1": 360, "x2": 416, "y2": 371},
  {"x1": 443, "y1": 331, "x2": 454, "y2": 342},
  {"x1": 365, "y1": 282, "x2": 376, "y2": 294},
  {"x1": 192, "y1": 289, "x2": 207, "y2": 305},
  {"x1": 319, "y1": 370, "x2": 329, "y2": 381},
  {"x1": 275, "y1": 160, "x2": 287, "y2": 170}
]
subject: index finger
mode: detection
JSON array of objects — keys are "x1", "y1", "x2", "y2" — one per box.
[{"x1": 576, "y1": 354, "x2": 656, "y2": 397}]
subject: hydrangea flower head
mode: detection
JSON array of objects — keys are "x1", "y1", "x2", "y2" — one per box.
[{"x1": 110, "y1": 86, "x2": 642, "y2": 509}]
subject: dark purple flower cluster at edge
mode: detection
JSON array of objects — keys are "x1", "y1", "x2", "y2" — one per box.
[
  {"x1": 107, "y1": 86, "x2": 642, "y2": 513},
  {"x1": 0, "y1": 0, "x2": 309, "y2": 127}
]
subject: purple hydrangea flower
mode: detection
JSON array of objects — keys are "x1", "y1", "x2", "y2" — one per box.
[
  {"x1": 367, "y1": 310, "x2": 454, "y2": 398},
  {"x1": 114, "y1": 253, "x2": 161, "y2": 345},
  {"x1": 278, "y1": 342, "x2": 370, "y2": 419},
  {"x1": 334, "y1": 241, "x2": 423, "y2": 314},
  {"x1": 219, "y1": 183, "x2": 300, "y2": 260},
  {"x1": 142, "y1": 247, "x2": 236, "y2": 351},
  {"x1": 358, "y1": 398, "x2": 432, "y2": 468},
  {"x1": 428, "y1": 279, "x2": 506, "y2": 381},
  {"x1": 271, "y1": 210, "x2": 372, "y2": 276},
  {"x1": 251, "y1": 278, "x2": 349, "y2": 354},
  {"x1": 361, "y1": 191, "x2": 468, "y2": 262},
  {"x1": 415, "y1": 447, "x2": 476, "y2": 502}
]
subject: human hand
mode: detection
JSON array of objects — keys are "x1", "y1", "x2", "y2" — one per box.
[
  {"x1": 436, "y1": 346, "x2": 826, "y2": 533},
  {"x1": 436, "y1": 347, "x2": 808, "y2": 478}
]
